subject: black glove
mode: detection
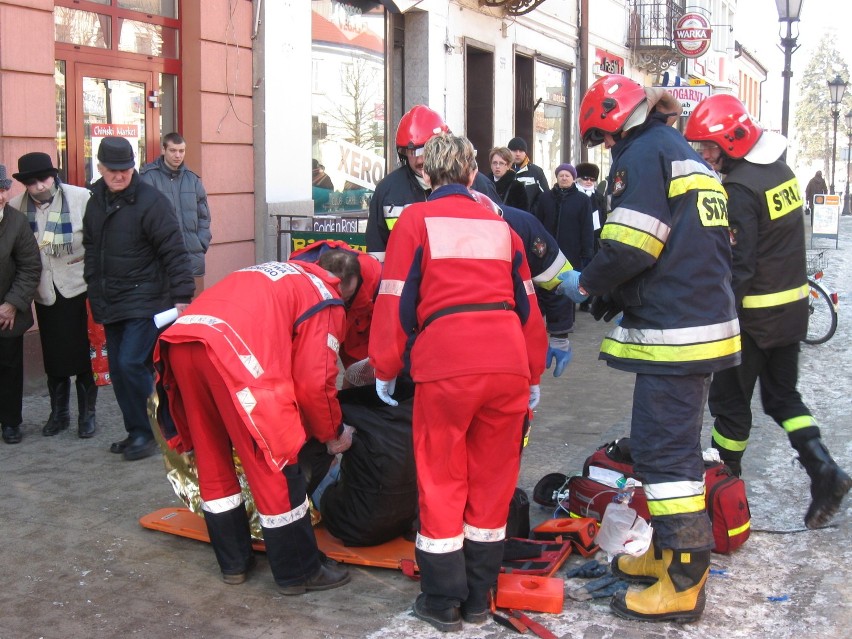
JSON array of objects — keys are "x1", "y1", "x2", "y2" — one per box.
[{"x1": 589, "y1": 295, "x2": 622, "y2": 322}]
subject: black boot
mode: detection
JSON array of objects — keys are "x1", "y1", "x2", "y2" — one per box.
[
  {"x1": 43, "y1": 376, "x2": 71, "y2": 436},
  {"x1": 711, "y1": 441, "x2": 743, "y2": 477},
  {"x1": 203, "y1": 502, "x2": 256, "y2": 584},
  {"x1": 264, "y1": 510, "x2": 349, "y2": 595},
  {"x1": 414, "y1": 545, "x2": 465, "y2": 632},
  {"x1": 795, "y1": 438, "x2": 852, "y2": 529},
  {"x1": 461, "y1": 539, "x2": 503, "y2": 624},
  {"x1": 76, "y1": 374, "x2": 98, "y2": 438}
]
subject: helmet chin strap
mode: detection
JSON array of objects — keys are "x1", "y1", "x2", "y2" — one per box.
[{"x1": 414, "y1": 172, "x2": 429, "y2": 191}]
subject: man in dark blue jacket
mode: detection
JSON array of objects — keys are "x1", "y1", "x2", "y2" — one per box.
[{"x1": 83, "y1": 136, "x2": 194, "y2": 461}]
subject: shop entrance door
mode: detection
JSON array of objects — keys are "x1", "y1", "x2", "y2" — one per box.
[{"x1": 68, "y1": 65, "x2": 158, "y2": 187}]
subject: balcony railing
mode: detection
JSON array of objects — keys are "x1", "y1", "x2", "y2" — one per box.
[
  {"x1": 627, "y1": 0, "x2": 685, "y2": 73},
  {"x1": 479, "y1": 0, "x2": 549, "y2": 16}
]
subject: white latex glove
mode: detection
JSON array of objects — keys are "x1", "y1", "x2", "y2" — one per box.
[
  {"x1": 376, "y1": 377, "x2": 398, "y2": 407},
  {"x1": 326, "y1": 424, "x2": 355, "y2": 455},
  {"x1": 528, "y1": 384, "x2": 541, "y2": 409}
]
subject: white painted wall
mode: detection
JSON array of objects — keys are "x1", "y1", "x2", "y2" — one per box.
[{"x1": 262, "y1": 0, "x2": 312, "y2": 204}]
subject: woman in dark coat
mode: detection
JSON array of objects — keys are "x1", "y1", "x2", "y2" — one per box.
[
  {"x1": 535, "y1": 163, "x2": 595, "y2": 270},
  {"x1": 488, "y1": 147, "x2": 529, "y2": 211},
  {"x1": 535, "y1": 163, "x2": 594, "y2": 330},
  {"x1": 0, "y1": 164, "x2": 42, "y2": 444}
]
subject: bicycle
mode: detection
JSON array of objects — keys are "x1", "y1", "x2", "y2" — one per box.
[{"x1": 804, "y1": 250, "x2": 839, "y2": 345}]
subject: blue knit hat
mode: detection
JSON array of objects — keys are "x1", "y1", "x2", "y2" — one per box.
[{"x1": 554, "y1": 163, "x2": 577, "y2": 179}]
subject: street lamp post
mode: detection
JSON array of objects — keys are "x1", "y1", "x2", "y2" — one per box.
[
  {"x1": 827, "y1": 75, "x2": 847, "y2": 195},
  {"x1": 775, "y1": 0, "x2": 804, "y2": 140},
  {"x1": 844, "y1": 110, "x2": 852, "y2": 215}
]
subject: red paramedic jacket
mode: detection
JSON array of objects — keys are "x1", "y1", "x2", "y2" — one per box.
[
  {"x1": 369, "y1": 184, "x2": 547, "y2": 384},
  {"x1": 154, "y1": 261, "x2": 346, "y2": 472}
]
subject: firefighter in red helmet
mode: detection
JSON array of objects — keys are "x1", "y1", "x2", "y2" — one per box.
[
  {"x1": 366, "y1": 105, "x2": 499, "y2": 262},
  {"x1": 559, "y1": 74, "x2": 741, "y2": 623},
  {"x1": 685, "y1": 93, "x2": 851, "y2": 530}
]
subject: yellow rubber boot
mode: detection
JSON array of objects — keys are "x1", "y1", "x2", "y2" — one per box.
[
  {"x1": 610, "y1": 549, "x2": 710, "y2": 623},
  {"x1": 611, "y1": 543, "x2": 665, "y2": 585}
]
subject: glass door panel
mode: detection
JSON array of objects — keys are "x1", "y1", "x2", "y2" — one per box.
[{"x1": 75, "y1": 66, "x2": 154, "y2": 187}]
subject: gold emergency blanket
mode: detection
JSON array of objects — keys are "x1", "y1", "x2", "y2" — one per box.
[{"x1": 148, "y1": 392, "x2": 320, "y2": 541}]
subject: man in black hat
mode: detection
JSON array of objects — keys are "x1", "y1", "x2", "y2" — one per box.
[
  {"x1": 10, "y1": 152, "x2": 100, "y2": 439},
  {"x1": 83, "y1": 136, "x2": 194, "y2": 461},
  {"x1": 508, "y1": 137, "x2": 548, "y2": 213}
]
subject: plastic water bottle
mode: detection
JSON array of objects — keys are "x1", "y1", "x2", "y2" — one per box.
[{"x1": 615, "y1": 476, "x2": 635, "y2": 505}]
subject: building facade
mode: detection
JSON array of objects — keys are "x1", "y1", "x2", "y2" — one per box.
[{"x1": 1, "y1": 0, "x2": 768, "y2": 387}]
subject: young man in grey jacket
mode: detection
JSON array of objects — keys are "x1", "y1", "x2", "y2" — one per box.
[{"x1": 140, "y1": 133, "x2": 212, "y2": 284}]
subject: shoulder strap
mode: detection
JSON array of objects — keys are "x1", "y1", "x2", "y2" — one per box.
[{"x1": 293, "y1": 297, "x2": 344, "y2": 332}]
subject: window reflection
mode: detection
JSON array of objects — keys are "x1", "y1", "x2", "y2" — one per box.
[
  {"x1": 118, "y1": 0, "x2": 178, "y2": 19},
  {"x1": 55, "y1": 61, "x2": 68, "y2": 184},
  {"x1": 118, "y1": 19, "x2": 178, "y2": 58},
  {"x1": 311, "y1": 1, "x2": 386, "y2": 214},
  {"x1": 54, "y1": 7, "x2": 111, "y2": 49},
  {"x1": 82, "y1": 77, "x2": 147, "y2": 187},
  {"x1": 534, "y1": 61, "x2": 570, "y2": 181}
]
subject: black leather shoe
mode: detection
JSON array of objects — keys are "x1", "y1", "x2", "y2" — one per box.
[
  {"x1": 278, "y1": 564, "x2": 351, "y2": 595},
  {"x1": 222, "y1": 555, "x2": 257, "y2": 585},
  {"x1": 460, "y1": 602, "x2": 489, "y2": 625},
  {"x1": 2, "y1": 425, "x2": 22, "y2": 444},
  {"x1": 122, "y1": 436, "x2": 158, "y2": 461},
  {"x1": 110, "y1": 436, "x2": 133, "y2": 454},
  {"x1": 413, "y1": 594, "x2": 463, "y2": 632}
]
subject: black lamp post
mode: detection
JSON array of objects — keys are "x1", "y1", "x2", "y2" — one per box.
[
  {"x1": 827, "y1": 74, "x2": 847, "y2": 195},
  {"x1": 844, "y1": 110, "x2": 852, "y2": 215},
  {"x1": 776, "y1": 0, "x2": 804, "y2": 140}
]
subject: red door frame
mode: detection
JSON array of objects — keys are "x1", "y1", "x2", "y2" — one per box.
[
  {"x1": 68, "y1": 63, "x2": 156, "y2": 186},
  {"x1": 54, "y1": 0, "x2": 181, "y2": 186}
]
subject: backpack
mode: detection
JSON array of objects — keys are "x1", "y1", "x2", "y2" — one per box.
[{"x1": 562, "y1": 439, "x2": 751, "y2": 553}]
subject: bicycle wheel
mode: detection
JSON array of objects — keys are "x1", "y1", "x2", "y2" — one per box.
[{"x1": 804, "y1": 279, "x2": 837, "y2": 345}]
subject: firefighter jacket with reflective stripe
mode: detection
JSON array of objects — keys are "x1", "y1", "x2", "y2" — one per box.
[
  {"x1": 154, "y1": 261, "x2": 346, "y2": 471},
  {"x1": 722, "y1": 159, "x2": 808, "y2": 348},
  {"x1": 579, "y1": 118, "x2": 741, "y2": 375},
  {"x1": 366, "y1": 164, "x2": 498, "y2": 261},
  {"x1": 369, "y1": 184, "x2": 547, "y2": 385}
]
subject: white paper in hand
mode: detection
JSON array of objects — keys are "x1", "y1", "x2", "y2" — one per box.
[{"x1": 154, "y1": 307, "x2": 179, "y2": 328}]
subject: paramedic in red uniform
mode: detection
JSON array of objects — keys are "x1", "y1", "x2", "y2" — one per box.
[
  {"x1": 289, "y1": 239, "x2": 382, "y2": 369},
  {"x1": 153, "y1": 251, "x2": 359, "y2": 594},
  {"x1": 369, "y1": 133, "x2": 547, "y2": 633}
]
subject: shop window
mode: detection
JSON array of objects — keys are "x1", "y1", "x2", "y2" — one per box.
[
  {"x1": 118, "y1": 0, "x2": 178, "y2": 19},
  {"x1": 311, "y1": 0, "x2": 386, "y2": 215},
  {"x1": 55, "y1": 61, "x2": 69, "y2": 184},
  {"x1": 118, "y1": 18, "x2": 178, "y2": 57},
  {"x1": 158, "y1": 73, "x2": 179, "y2": 137},
  {"x1": 55, "y1": 7, "x2": 111, "y2": 48},
  {"x1": 534, "y1": 60, "x2": 571, "y2": 181}
]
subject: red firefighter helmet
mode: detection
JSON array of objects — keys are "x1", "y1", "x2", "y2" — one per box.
[
  {"x1": 395, "y1": 105, "x2": 449, "y2": 152},
  {"x1": 684, "y1": 93, "x2": 762, "y2": 159},
  {"x1": 579, "y1": 74, "x2": 648, "y2": 147}
]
